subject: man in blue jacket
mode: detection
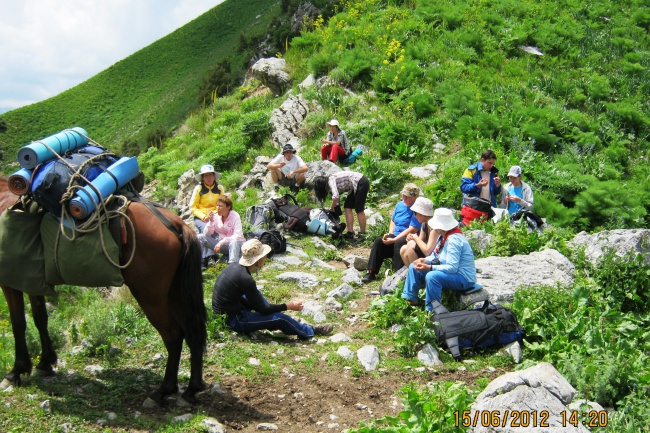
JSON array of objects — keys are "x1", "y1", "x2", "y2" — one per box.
[{"x1": 459, "y1": 149, "x2": 501, "y2": 224}]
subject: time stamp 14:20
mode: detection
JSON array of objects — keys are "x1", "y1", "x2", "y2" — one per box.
[{"x1": 454, "y1": 409, "x2": 609, "y2": 428}]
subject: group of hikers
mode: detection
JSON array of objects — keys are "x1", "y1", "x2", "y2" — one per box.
[{"x1": 190, "y1": 119, "x2": 535, "y2": 340}]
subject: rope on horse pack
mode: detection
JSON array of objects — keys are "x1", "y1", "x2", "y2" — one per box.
[{"x1": 35, "y1": 134, "x2": 137, "y2": 270}]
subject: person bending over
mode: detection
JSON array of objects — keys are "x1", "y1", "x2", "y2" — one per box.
[{"x1": 313, "y1": 170, "x2": 369, "y2": 239}]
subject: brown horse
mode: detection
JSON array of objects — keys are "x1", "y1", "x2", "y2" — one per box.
[{"x1": 0, "y1": 177, "x2": 207, "y2": 405}]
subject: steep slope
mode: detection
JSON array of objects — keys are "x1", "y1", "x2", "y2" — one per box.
[{"x1": 0, "y1": 0, "x2": 279, "y2": 165}]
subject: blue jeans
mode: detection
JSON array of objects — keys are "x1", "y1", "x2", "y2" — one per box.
[
  {"x1": 401, "y1": 264, "x2": 474, "y2": 311},
  {"x1": 227, "y1": 307, "x2": 315, "y2": 340}
]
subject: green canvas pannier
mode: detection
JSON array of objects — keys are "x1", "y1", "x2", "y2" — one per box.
[
  {"x1": 0, "y1": 201, "x2": 55, "y2": 296},
  {"x1": 40, "y1": 213, "x2": 124, "y2": 288}
]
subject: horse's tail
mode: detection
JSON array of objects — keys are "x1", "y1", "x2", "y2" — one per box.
[{"x1": 178, "y1": 224, "x2": 207, "y2": 356}]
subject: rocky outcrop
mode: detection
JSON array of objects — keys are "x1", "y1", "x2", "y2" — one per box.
[
  {"x1": 250, "y1": 58, "x2": 291, "y2": 97},
  {"x1": 269, "y1": 94, "x2": 317, "y2": 149},
  {"x1": 290, "y1": 3, "x2": 321, "y2": 32},
  {"x1": 570, "y1": 229, "x2": 650, "y2": 265},
  {"x1": 475, "y1": 249, "x2": 575, "y2": 303},
  {"x1": 469, "y1": 362, "x2": 603, "y2": 433}
]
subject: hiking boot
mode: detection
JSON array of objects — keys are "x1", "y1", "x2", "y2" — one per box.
[
  {"x1": 290, "y1": 184, "x2": 300, "y2": 194},
  {"x1": 362, "y1": 272, "x2": 376, "y2": 283},
  {"x1": 313, "y1": 323, "x2": 333, "y2": 336},
  {"x1": 274, "y1": 184, "x2": 280, "y2": 192},
  {"x1": 343, "y1": 231, "x2": 355, "y2": 239}
]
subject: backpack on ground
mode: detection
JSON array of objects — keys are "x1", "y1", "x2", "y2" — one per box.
[
  {"x1": 257, "y1": 230, "x2": 287, "y2": 257},
  {"x1": 244, "y1": 203, "x2": 274, "y2": 234},
  {"x1": 430, "y1": 300, "x2": 525, "y2": 361},
  {"x1": 268, "y1": 193, "x2": 312, "y2": 233},
  {"x1": 510, "y1": 210, "x2": 544, "y2": 230},
  {"x1": 307, "y1": 208, "x2": 345, "y2": 239},
  {"x1": 341, "y1": 147, "x2": 363, "y2": 166}
]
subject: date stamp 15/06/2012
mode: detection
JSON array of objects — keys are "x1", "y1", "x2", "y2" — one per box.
[{"x1": 454, "y1": 410, "x2": 609, "y2": 428}]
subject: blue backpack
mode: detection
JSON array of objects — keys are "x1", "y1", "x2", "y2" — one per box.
[
  {"x1": 341, "y1": 147, "x2": 363, "y2": 165},
  {"x1": 430, "y1": 300, "x2": 525, "y2": 361}
]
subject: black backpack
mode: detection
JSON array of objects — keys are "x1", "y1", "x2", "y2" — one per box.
[
  {"x1": 257, "y1": 230, "x2": 287, "y2": 257},
  {"x1": 430, "y1": 300, "x2": 525, "y2": 361},
  {"x1": 268, "y1": 194, "x2": 311, "y2": 233}
]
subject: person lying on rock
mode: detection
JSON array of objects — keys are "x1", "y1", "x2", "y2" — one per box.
[
  {"x1": 212, "y1": 239, "x2": 333, "y2": 339},
  {"x1": 401, "y1": 208, "x2": 477, "y2": 310}
]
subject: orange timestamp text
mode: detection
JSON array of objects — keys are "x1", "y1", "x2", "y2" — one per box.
[{"x1": 454, "y1": 410, "x2": 550, "y2": 428}]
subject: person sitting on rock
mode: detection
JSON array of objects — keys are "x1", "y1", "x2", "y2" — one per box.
[
  {"x1": 401, "y1": 208, "x2": 477, "y2": 309},
  {"x1": 399, "y1": 197, "x2": 437, "y2": 268},
  {"x1": 190, "y1": 164, "x2": 224, "y2": 233},
  {"x1": 267, "y1": 143, "x2": 308, "y2": 192},
  {"x1": 197, "y1": 195, "x2": 245, "y2": 267},
  {"x1": 320, "y1": 119, "x2": 350, "y2": 164},
  {"x1": 362, "y1": 183, "x2": 422, "y2": 283},
  {"x1": 212, "y1": 239, "x2": 334, "y2": 339}
]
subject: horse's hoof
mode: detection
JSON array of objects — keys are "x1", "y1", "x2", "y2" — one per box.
[
  {"x1": 0, "y1": 378, "x2": 14, "y2": 391},
  {"x1": 33, "y1": 368, "x2": 56, "y2": 378}
]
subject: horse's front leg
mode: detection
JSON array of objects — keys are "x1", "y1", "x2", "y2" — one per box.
[
  {"x1": 28, "y1": 294, "x2": 57, "y2": 376},
  {"x1": 1, "y1": 286, "x2": 32, "y2": 389}
]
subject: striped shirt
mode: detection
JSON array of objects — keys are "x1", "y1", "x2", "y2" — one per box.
[{"x1": 328, "y1": 170, "x2": 364, "y2": 200}]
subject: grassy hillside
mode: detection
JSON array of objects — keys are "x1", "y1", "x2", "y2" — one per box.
[
  {"x1": 0, "y1": 0, "x2": 280, "y2": 166},
  {"x1": 138, "y1": 0, "x2": 650, "y2": 233}
]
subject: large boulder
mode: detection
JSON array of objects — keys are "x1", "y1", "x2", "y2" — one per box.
[
  {"x1": 250, "y1": 57, "x2": 291, "y2": 96},
  {"x1": 570, "y1": 229, "x2": 650, "y2": 265},
  {"x1": 474, "y1": 249, "x2": 575, "y2": 303},
  {"x1": 469, "y1": 362, "x2": 601, "y2": 433},
  {"x1": 304, "y1": 161, "x2": 342, "y2": 189}
]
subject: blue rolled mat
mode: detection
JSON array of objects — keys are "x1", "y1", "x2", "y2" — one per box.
[
  {"x1": 8, "y1": 168, "x2": 34, "y2": 195},
  {"x1": 68, "y1": 157, "x2": 140, "y2": 219},
  {"x1": 17, "y1": 127, "x2": 89, "y2": 170}
]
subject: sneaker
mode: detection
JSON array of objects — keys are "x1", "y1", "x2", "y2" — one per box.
[
  {"x1": 274, "y1": 184, "x2": 280, "y2": 192},
  {"x1": 362, "y1": 272, "x2": 376, "y2": 283},
  {"x1": 290, "y1": 184, "x2": 300, "y2": 194},
  {"x1": 343, "y1": 231, "x2": 355, "y2": 239},
  {"x1": 313, "y1": 323, "x2": 333, "y2": 336}
]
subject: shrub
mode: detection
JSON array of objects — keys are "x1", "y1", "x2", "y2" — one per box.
[
  {"x1": 592, "y1": 251, "x2": 650, "y2": 313},
  {"x1": 573, "y1": 180, "x2": 647, "y2": 230},
  {"x1": 240, "y1": 112, "x2": 272, "y2": 147}
]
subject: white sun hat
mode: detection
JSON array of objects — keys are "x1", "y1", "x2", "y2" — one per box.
[
  {"x1": 428, "y1": 208, "x2": 459, "y2": 231},
  {"x1": 326, "y1": 119, "x2": 340, "y2": 127},
  {"x1": 195, "y1": 164, "x2": 221, "y2": 183},
  {"x1": 410, "y1": 197, "x2": 434, "y2": 216}
]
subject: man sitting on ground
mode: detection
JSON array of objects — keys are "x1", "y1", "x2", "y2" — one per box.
[{"x1": 212, "y1": 239, "x2": 333, "y2": 339}]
